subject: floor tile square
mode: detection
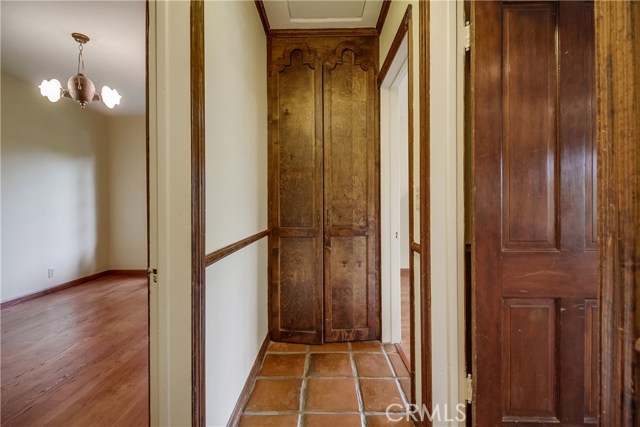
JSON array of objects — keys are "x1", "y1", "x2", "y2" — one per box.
[
  {"x1": 244, "y1": 379, "x2": 302, "y2": 411},
  {"x1": 309, "y1": 342, "x2": 349, "y2": 352},
  {"x1": 366, "y1": 414, "x2": 414, "y2": 427},
  {"x1": 239, "y1": 414, "x2": 299, "y2": 427},
  {"x1": 399, "y1": 378, "x2": 411, "y2": 401},
  {"x1": 351, "y1": 341, "x2": 383, "y2": 352},
  {"x1": 304, "y1": 413, "x2": 361, "y2": 427},
  {"x1": 388, "y1": 353, "x2": 410, "y2": 378},
  {"x1": 305, "y1": 378, "x2": 359, "y2": 411},
  {"x1": 308, "y1": 353, "x2": 353, "y2": 377},
  {"x1": 258, "y1": 353, "x2": 306, "y2": 377},
  {"x1": 268, "y1": 342, "x2": 308, "y2": 353},
  {"x1": 360, "y1": 378, "x2": 404, "y2": 412},
  {"x1": 354, "y1": 353, "x2": 393, "y2": 377}
]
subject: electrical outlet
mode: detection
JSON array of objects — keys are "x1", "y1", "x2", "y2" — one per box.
[{"x1": 47, "y1": 268, "x2": 54, "y2": 279}]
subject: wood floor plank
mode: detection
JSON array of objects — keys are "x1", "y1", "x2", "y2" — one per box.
[{"x1": 1, "y1": 275, "x2": 149, "y2": 427}]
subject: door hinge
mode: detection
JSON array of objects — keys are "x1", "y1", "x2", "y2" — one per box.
[
  {"x1": 464, "y1": 374, "x2": 473, "y2": 403},
  {"x1": 148, "y1": 268, "x2": 158, "y2": 284},
  {"x1": 463, "y1": 21, "x2": 471, "y2": 52}
]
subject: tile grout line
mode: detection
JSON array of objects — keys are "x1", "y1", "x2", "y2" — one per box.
[
  {"x1": 349, "y1": 342, "x2": 368, "y2": 427},
  {"x1": 297, "y1": 345, "x2": 311, "y2": 427},
  {"x1": 382, "y1": 346, "x2": 411, "y2": 411}
]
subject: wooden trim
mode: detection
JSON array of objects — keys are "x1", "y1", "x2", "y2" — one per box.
[
  {"x1": 205, "y1": 230, "x2": 270, "y2": 267},
  {"x1": 376, "y1": 0, "x2": 393, "y2": 34},
  {"x1": 595, "y1": 1, "x2": 640, "y2": 425},
  {"x1": 226, "y1": 334, "x2": 270, "y2": 427},
  {"x1": 0, "y1": 271, "x2": 111, "y2": 310},
  {"x1": 378, "y1": 4, "x2": 412, "y2": 86},
  {"x1": 254, "y1": 0, "x2": 270, "y2": 36},
  {"x1": 268, "y1": 28, "x2": 379, "y2": 38},
  {"x1": 418, "y1": 0, "x2": 432, "y2": 425},
  {"x1": 0, "y1": 270, "x2": 148, "y2": 310},
  {"x1": 190, "y1": 1, "x2": 206, "y2": 426},
  {"x1": 410, "y1": 241, "x2": 421, "y2": 253},
  {"x1": 395, "y1": 342, "x2": 411, "y2": 373}
]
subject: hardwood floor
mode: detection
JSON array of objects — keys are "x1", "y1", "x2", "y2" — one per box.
[{"x1": 1, "y1": 274, "x2": 148, "y2": 427}]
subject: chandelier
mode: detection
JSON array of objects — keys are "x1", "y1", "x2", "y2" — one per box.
[{"x1": 39, "y1": 33, "x2": 121, "y2": 109}]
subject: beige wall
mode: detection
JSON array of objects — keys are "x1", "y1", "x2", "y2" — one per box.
[
  {"x1": 0, "y1": 74, "x2": 147, "y2": 303},
  {"x1": 1, "y1": 73, "x2": 110, "y2": 302},
  {"x1": 203, "y1": 1, "x2": 268, "y2": 425},
  {"x1": 107, "y1": 115, "x2": 147, "y2": 269}
]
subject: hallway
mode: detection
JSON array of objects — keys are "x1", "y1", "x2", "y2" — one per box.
[{"x1": 240, "y1": 341, "x2": 412, "y2": 426}]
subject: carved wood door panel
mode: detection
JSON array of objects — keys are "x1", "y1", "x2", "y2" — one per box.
[
  {"x1": 323, "y1": 42, "x2": 379, "y2": 342},
  {"x1": 268, "y1": 38, "x2": 379, "y2": 344},
  {"x1": 473, "y1": 2, "x2": 598, "y2": 425},
  {"x1": 269, "y1": 45, "x2": 324, "y2": 344}
]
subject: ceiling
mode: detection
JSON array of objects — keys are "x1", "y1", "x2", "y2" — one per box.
[
  {"x1": 1, "y1": 1, "x2": 146, "y2": 116},
  {"x1": 263, "y1": 0, "x2": 384, "y2": 29},
  {"x1": 1, "y1": 1, "x2": 382, "y2": 116}
]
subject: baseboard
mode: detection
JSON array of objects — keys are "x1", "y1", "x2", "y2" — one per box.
[
  {"x1": 395, "y1": 342, "x2": 412, "y2": 373},
  {"x1": 1, "y1": 269, "x2": 148, "y2": 309},
  {"x1": 1, "y1": 271, "x2": 110, "y2": 309},
  {"x1": 227, "y1": 333, "x2": 270, "y2": 427}
]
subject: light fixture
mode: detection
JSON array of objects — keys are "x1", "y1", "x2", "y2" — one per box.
[{"x1": 39, "y1": 33, "x2": 121, "y2": 109}]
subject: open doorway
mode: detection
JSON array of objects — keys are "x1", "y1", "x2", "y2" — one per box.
[
  {"x1": 0, "y1": 1, "x2": 149, "y2": 425},
  {"x1": 380, "y1": 22, "x2": 413, "y2": 394},
  {"x1": 381, "y1": 56, "x2": 410, "y2": 360}
]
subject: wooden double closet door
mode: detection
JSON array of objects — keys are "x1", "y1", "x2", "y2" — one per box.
[
  {"x1": 473, "y1": 1, "x2": 598, "y2": 426},
  {"x1": 268, "y1": 35, "x2": 380, "y2": 345}
]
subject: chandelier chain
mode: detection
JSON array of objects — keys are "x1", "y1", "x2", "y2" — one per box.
[{"x1": 76, "y1": 43, "x2": 84, "y2": 90}]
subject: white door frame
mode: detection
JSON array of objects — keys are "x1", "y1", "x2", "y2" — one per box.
[{"x1": 380, "y1": 36, "x2": 409, "y2": 344}]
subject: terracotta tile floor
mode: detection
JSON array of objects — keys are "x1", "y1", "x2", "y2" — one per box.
[{"x1": 240, "y1": 341, "x2": 412, "y2": 427}]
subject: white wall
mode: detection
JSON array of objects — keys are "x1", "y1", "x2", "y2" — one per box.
[
  {"x1": 203, "y1": 1, "x2": 268, "y2": 425},
  {"x1": 398, "y1": 73, "x2": 410, "y2": 269},
  {"x1": 0, "y1": 74, "x2": 147, "y2": 303},
  {"x1": 107, "y1": 115, "x2": 147, "y2": 269},
  {"x1": 205, "y1": 240, "x2": 268, "y2": 425},
  {"x1": 1, "y1": 73, "x2": 110, "y2": 302}
]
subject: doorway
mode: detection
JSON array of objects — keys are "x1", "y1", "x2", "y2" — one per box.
[
  {"x1": 380, "y1": 4, "x2": 415, "y2": 405},
  {"x1": 381, "y1": 52, "x2": 411, "y2": 364}
]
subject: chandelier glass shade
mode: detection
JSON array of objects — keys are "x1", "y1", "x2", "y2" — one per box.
[{"x1": 39, "y1": 33, "x2": 121, "y2": 109}]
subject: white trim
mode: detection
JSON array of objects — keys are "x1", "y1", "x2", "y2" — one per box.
[
  {"x1": 380, "y1": 37, "x2": 409, "y2": 344},
  {"x1": 430, "y1": 0, "x2": 464, "y2": 423}
]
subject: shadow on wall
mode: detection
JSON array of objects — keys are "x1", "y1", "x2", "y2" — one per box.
[{"x1": 1, "y1": 73, "x2": 110, "y2": 302}]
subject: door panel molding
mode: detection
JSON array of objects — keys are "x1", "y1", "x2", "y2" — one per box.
[{"x1": 472, "y1": 2, "x2": 597, "y2": 425}]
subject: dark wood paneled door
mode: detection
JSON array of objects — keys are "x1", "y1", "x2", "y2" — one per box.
[
  {"x1": 269, "y1": 38, "x2": 380, "y2": 344},
  {"x1": 473, "y1": 2, "x2": 597, "y2": 425},
  {"x1": 323, "y1": 42, "x2": 379, "y2": 342},
  {"x1": 269, "y1": 45, "x2": 324, "y2": 344}
]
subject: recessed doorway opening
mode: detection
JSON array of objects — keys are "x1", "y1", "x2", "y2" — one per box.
[{"x1": 380, "y1": 34, "x2": 411, "y2": 369}]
